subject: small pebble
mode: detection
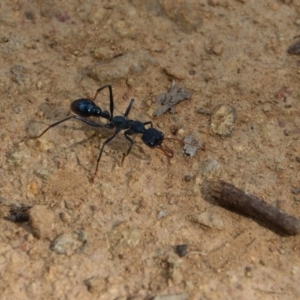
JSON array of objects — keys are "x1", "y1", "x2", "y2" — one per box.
[
  {"x1": 177, "y1": 128, "x2": 185, "y2": 136},
  {"x1": 208, "y1": 0, "x2": 218, "y2": 6},
  {"x1": 184, "y1": 175, "x2": 192, "y2": 182},
  {"x1": 262, "y1": 103, "x2": 271, "y2": 112},
  {"x1": 288, "y1": 40, "x2": 300, "y2": 55},
  {"x1": 0, "y1": 36, "x2": 9, "y2": 43},
  {"x1": 88, "y1": 50, "x2": 156, "y2": 82},
  {"x1": 163, "y1": 66, "x2": 186, "y2": 80},
  {"x1": 64, "y1": 199, "x2": 75, "y2": 210},
  {"x1": 210, "y1": 104, "x2": 237, "y2": 136},
  {"x1": 153, "y1": 293, "x2": 188, "y2": 300},
  {"x1": 35, "y1": 111, "x2": 44, "y2": 118},
  {"x1": 174, "y1": 244, "x2": 188, "y2": 257},
  {"x1": 50, "y1": 231, "x2": 88, "y2": 255},
  {"x1": 36, "y1": 81, "x2": 43, "y2": 89},
  {"x1": 28, "y1": 205, "x2": 55, "y2": 239},
  {"x1": 126, "y1": 77, "x2": 135, "y2": 87},
  {"x1": 157, "y1": 210, "x2": 168, "y2": 220},
  {"x1": 183, "y1": 135, "x2": 201, "y2": 156},
  {"x1": 59, "y1": 212, "x2": 71, "y2": 223},
  {"x1": 34, "y1": 168, "x2": 51, "y2": 180},
  {"x1": 199, "y1": 158, "x2": 222, "y2": 179},
  {"x1": 197, "y1": 107, "x2": 211, "y2": 115},
  {"x1": 189, "y1": 211, "x2": 224, "y2": 230},
  {"x1": 291, "y1": 266, "x2": 298, "y2": 275},
  {"x1": 291, "y1": 187, "x2": 300, "y2": 195},
  {"x1": 170, "y1": 125, "x2": 179, "y2": 135},
  {"x1": 93, "y1": 46, "x2": 112, "y2": 60},
  {"x1": 26, "y1": 181, "x2": 39, "y2": 196},
  {"x1": 25, "y1": 233, "x2": 34, "y2": 242},
  {"x1": 245, "y1": 266, "x2": 252, "y2": 277}
]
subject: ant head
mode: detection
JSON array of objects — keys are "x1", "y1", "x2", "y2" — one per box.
[
  {"x1": 142, "y1": 128, "x2": 174, "y2": 158},
  {"x1": 142, "y1": 128, "x2": 164, "y2": 148}
]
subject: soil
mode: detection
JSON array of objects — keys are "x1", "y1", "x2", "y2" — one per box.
[{"x1": 1, "y1": 0, "x2": 300, "y2": 299}]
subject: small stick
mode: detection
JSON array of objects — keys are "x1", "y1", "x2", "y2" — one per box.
[{"x1": 208, "y1": 180, "x2": 300, "y2": 235}]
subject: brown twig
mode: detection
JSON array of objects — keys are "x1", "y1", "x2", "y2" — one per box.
[{"x1": 208, "y1": 180, "x2": 300, "y2": 235}]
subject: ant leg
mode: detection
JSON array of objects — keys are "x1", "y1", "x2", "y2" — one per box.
[
  {"x1": 121, "y1": 132, "x2": 134, "y2": 165},
  {"x1": 25, "y1": 115, "x2": 103, "y2": 140},
  {"x1": 143, "y1": 121, "x2": 153, "y2": 128},
  {"x1": 157, "y1": 144, "x2": 174, "y2": 158},
  {"x1": 93, "y1": 132, "x2": 118, "y2": 179},
  {"x1": 124, "y1": 99, "x2": 135, "y2": 118},
  {"x1": 92, "y1": 84, "x2": 114, "y2": 119}
]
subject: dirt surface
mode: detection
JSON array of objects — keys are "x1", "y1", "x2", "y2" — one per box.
[{"x1": 1, "y1": 0, "x2": 300, "y2": 299}]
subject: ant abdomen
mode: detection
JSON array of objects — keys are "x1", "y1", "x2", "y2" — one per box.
[{"x1": 71, "y1": 99, "x2": 110, "y2": 119}]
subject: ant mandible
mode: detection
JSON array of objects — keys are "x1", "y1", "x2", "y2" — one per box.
[{"x1": 26, "y1": 84, "x2": 173, "y2": 181}]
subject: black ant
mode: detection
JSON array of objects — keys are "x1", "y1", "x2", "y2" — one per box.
[
  {"x1": 26, "y1": 84, "x2": 173, "y2": 181},
  {"x1": 95, "y1": 98, "x2": 173, "y2": 179}
]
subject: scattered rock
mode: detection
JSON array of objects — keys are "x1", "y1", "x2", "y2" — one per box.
[
  {"x1": 261, "y1": 122, "x2": 281, "y2": 146},
  {"x1": 205, "y1": 40, "x2": 224, "y2": 55},
  {"x1": 291, "y1": 187, "x2": 300, "y2": 195},
  {"x1": 88, "y1": 50, "x2": 157, "y2": 82},
  {"x1": 262, "y1": 102, "x2": 271, "y2": 112},
  {"x1": 244, "y1": 266, "x2": 252, "y2": 277},
  {"x1": 157, "y1": 209, "x2": 168, "y2": 219},
  {"x1": 189, "y1": 211, "x2": 224, "y2": 230},
  {"x1": 130, "y1": 0, "x2": 163, "y2": 16},
  {"x1": 84, "y1": 276, "x2": 108, "y2": 295},
  {"x1": 161, "y1": 1, "x2": 202, "y2": 33},
  {"x1": 208, "y1": 0, "x2": 219, "y2": 6},
  {"x1": 10, "y1": 64, "x2": 28, "y2": 87},
  {"x1": 287, "y1": 40, "x2": 300, "y2": 55},
  {"x1": 50, "y1": 231, "x2": 88, "y2": 255},
  {"x1": 154, "y1": 81, "x2": 192, "y2": 117},
  {"x1": 5, "y1": 213, "x2": 29, "y2": 223},
  {"x1": 26, "y1": 181, "x2": 39, "y2": 196},
  {"x1": 164, "y1": 253, "x2": 184, "y2": 285},
  {"x1": 64, "y1": 199, "x2": 75, "y2": 210},
  {"x1": 4, "y1": 203, "x2": 31, "y2": 223},
  {"x1": 199, "y1": 158, "x2": 222, "y2": 179},
  {"x1": 0, "y1": 36, "x2": 9, "y2": 43},
  {"x1": 93, "y1": 46, "x2": 111, "y2": 59},
  {"x1": 59, "y1": 212, "x2": 71, "y2": 223},
  {"x1": 210, "y1": 104, "x2": 237, "y2": 137},
  {"x1": 163, "y1": 65, "x2": 186, "y2": 80},
  {"x1": 112, "y1": 19, "x2": 135, "y2": 37},
  {"x1": 152, "y1": 294, "x2": 188, "y2": 300},
  {"x1": 183, "y1": 135, "x2": 201, "y2": 156},
  {"x1": 34, "y1": 168, "x2": 53, "y2": 180},
  {"x1": 28, "y1": 205, "x2": 55, "y2": 239},
  {"x1": 197, "y1": 107, "x2": 211, "y2": 115},
  {"x1": 184, "y1": 175, "x2": 192, "y2": 182},
  {"x1": 107, "y1": 225, "x2": 142, "y2": 258},
  {"x1": 25, "y1": 138, "x2": 53, "y2": 152},
  {"x1": 174, "y1": 244, "x2": 188, "y2": 257},
  {"x1": 84, "y1": 276, "x2": 125, "y2": 298}
]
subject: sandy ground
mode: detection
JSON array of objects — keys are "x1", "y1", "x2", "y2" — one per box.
[{"x1": 1, "y1": 0, "x2": 300, "y2": 299}]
